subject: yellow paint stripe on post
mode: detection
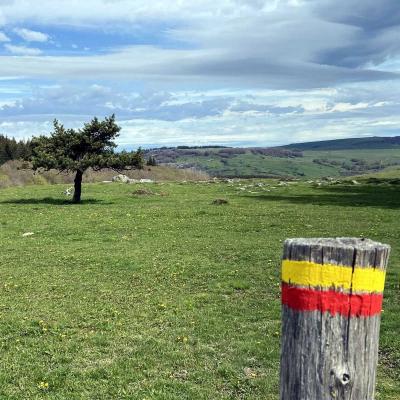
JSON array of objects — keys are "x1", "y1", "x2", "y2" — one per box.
[{"x1": 281, "y1": 260, "x2": 386, "y2": 293}]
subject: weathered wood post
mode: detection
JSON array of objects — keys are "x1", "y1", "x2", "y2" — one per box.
[{"x1": 280, "y1": 238, "x2": 390, "y2": 400}]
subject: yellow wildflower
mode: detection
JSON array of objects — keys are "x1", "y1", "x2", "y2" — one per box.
[{"x1": 38, "y1": 381, "x2": 49, "y2": 390}]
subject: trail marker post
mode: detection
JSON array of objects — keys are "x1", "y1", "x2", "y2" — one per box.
[{"x1": 280, "y1": 238, "x2": 390, "y2": 400}]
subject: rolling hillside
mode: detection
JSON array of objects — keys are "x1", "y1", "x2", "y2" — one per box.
[{"x1": 145, "y1": 136, "x2": 400, "y2": 179}]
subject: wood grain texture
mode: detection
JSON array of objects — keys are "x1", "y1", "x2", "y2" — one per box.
[{"x1": 280, "y1": 238, "x2": 390, "y2": 400}]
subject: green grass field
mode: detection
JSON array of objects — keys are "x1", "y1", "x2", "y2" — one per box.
[
  {"x1": 173, "y1": 148, "x2": 400, "y2": 178},
  {"x1": 0, "y1": 181, "x2": 399, "y2": 399}
]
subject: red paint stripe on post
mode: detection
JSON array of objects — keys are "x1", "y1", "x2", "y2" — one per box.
[{"x1": 281, "y1": 283, "x2": 383, "y2": 317}]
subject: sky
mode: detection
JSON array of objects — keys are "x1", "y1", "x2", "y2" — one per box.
[{"x1": 0, "y1": 0, "x2": 399, "y2": 148}]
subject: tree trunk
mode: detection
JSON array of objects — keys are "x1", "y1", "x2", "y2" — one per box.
[{"x1": 73, "y1": 170, "x2": 83, "y2": 203}]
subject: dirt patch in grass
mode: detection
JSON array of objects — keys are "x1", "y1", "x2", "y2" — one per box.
[
  {"x1": 132, "y1": 189, "x2": 156, "y2": 196},
  {"x1": 132, "y1": 189, "x2": 169, "y2": 196},
  {"x1": 212, "y1": 198, "x2": 229, "y2": 205}
]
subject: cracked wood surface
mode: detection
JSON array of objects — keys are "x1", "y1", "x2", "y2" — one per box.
[{"x1": 280, "y1": 238, "x2": 390, "y2": 400}]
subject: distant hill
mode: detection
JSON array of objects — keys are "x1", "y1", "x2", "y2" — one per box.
[
  {"x1": 144, "y1": 136, "x2": 400, "y2": 179},
  {"x1": 282, "y1": 136, "x2": 400, "y2": 151},
  {"x1": 3, "y1": 135, "x2": 399, "y2": 183}
]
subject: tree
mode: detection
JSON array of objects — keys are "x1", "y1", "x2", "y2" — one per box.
[
  {"x1": 146, "y1": 155, "x2": 157, "y2": 166},
  {"x1": 0, "y1": 135, "x2": 31, "y2": 164},
  {"x1": 29, "y1": 115, "x2": 144, "y2": 203}
]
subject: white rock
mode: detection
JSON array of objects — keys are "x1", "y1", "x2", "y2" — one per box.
[
  {"x1": 22, "y1": 232, "x2": 34, "y2": 237},
  {"x1": 112, "y1": 174, "x2": 130, "y2": 183},
  {"x1": 63, "y1": 187, "x2": 73, "y2": 196}
]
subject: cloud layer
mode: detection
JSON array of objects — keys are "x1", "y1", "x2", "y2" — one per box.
[{"x1": 0, "y1": 0, "x2": 399, "y2": 146}]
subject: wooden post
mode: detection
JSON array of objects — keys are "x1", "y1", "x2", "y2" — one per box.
[{"x1": 280, "y1": 238, "x2": 390, "y2": 400}]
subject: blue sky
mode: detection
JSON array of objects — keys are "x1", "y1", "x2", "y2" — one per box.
[{"x1": 0, "y1": 0, "x2": 399, "y2": 148}]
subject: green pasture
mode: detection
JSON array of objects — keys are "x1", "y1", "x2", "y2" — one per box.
[
  {"x1": 0, "y1": 181, "x2": 399, "y2": 399},
  {"x1": 176, "y1": 148, "x2": 400, "y2": 178}
]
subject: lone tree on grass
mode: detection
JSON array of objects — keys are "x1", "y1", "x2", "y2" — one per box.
[{"x1": 29, "y1": 115, "x2": 144, "y2": 203}]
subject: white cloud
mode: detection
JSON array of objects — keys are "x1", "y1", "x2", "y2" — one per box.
[
  {"x1": 330, "y1": 102, "x2": 370, "y2": 112},
  {"x1": 0, "y1": 100, "x2": 16, "y2": 108},
  {"x1": 1, "y1": 82, "x2": 399, "y2": 146},
  {"x1": 0, "y1": 31, "x2": 10, "y2": 42},
  {"x1": 3, "y1": 83, "x2": 396, "y2": 123},
  {"x1": 0, "y1": 0, "x2": 271, "y2": 26},
  {"x1": 4, "y1": 44, "x2": 42, "y2": 55},
  {"x1": 14, "y1": 28, "x2": 49, "y2": 42},
  {"x1": 2, "y1": 106, "x2": 400, "y2": 147}
]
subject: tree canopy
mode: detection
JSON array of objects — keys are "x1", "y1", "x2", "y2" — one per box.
[
  {"x1": 0, "y1": 135, "x2": 31, "y2": 165},
  {"x1": 29, "y1": 115, "x2": 144, "y2": 203}
]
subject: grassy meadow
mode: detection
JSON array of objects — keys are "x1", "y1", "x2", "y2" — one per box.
[
  {"x1": 171, "y1": 148, "x2": 400, "y2": 179},
  {"x1": 0, "y1": 180, "x2": 399, "y2": 399}
]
